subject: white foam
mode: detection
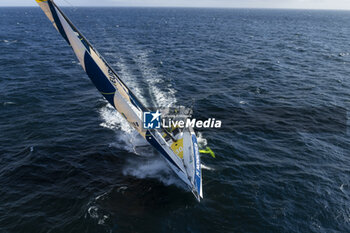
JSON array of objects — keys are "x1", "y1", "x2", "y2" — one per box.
[
  {"x1": 122, "y1": 156, "x2": 185, "y2": 188},
  {"x1": 197, "y1": 132, "x2": 208, "y2": 148},
  {"x1": 3, "y1": 40, "x2": 17, "y2": 44},
  {"x1": 95, "y1": 192, "x2": 108, "y2": 201},
  {"x1": 87, "y1": 205, "x2": 109, "y2": 225},
  {"x1": 99, "y1": 104, "x2": 133, "y2": 133},
  {"x1": 98, "y1": 215, "x2": 109, "y2": 225},
  {"x1": 201, "y1": 164, "x2": 215, "y2": 171},
  {"x1": 99, "y1": 103, "x2": 153, "y2": 154},
  {"x1": 117, "y1": 186, "x2": 128, "y2": 193},
  {"x1": 96, "y1": 50, "x2": 209, "y2": 188},
  {"x1": 87, "y1": 206, "x2": 99, "y2": 219},
  {"x1": 133, "y1": 50, "x2": 177, "y2": 107},
  {"x1": 3, "y1": 101, "x2": 16, "y2": 106},
  {"x1": 115, "y1": 57, "x2": 148, "y2": 105},
  {"x1": 98, "y1": 103, "x2": 184, "y2": 187}
]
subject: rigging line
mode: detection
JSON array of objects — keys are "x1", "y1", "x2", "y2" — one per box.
[
  {"x1": 61, "y1": 0, "x2": 74, "y2": 8},
  {"x1": 57, "y1": 0, "x2": 77, "y2": 12}
]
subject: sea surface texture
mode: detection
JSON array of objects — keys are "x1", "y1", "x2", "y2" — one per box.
[{"x1": 1, "y1": 6, "x2": 350, "y2": 233}]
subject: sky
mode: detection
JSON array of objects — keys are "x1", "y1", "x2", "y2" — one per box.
[{"x1": 1, "y1": 0, "x2": 350, "y2": 10}]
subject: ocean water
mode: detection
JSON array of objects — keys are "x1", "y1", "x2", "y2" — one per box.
[{"x1": 1, "y1": 6, "x2": 350, "y2": 233}]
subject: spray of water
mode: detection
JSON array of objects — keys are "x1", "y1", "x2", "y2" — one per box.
[{"x1": 98, "y1": 49, "x2": 209, "y2": 186}]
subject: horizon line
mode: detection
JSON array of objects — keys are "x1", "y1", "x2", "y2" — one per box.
[{"x1": 1, "y1": 5, "x2": 350, "y2": 11}]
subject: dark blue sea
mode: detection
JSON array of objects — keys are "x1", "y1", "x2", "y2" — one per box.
[{"x1": 1, "y1": 6, "x2": 350, "y2": 233}]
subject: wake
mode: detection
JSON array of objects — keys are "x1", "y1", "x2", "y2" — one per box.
[{"x1": 98, "y1": 49, "x2": 208, "y2": 187}]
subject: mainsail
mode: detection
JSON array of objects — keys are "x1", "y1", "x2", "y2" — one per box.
[
  {"x1": 36, "y1": 0, "x2": 203, "y2": 200},
  {"x1": 37, "y1": 0, "x2": 147, "y2": 136}
]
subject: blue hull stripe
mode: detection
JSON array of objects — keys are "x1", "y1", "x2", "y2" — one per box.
[{"x1": 192, "y1": 134, "x2": 201, "y2": 193}]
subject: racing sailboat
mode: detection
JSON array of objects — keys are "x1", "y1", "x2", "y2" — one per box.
[{"x1": 36, "y1": 0, "x2": 203, "y2": 201}]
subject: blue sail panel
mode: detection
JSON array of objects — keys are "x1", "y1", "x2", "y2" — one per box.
[
  {"x1": 47, "y1": 0, "x2": 70, "y2": 45},
  {"x1": 84, "y1": 52, "x2": 116, "y2": 107}
]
